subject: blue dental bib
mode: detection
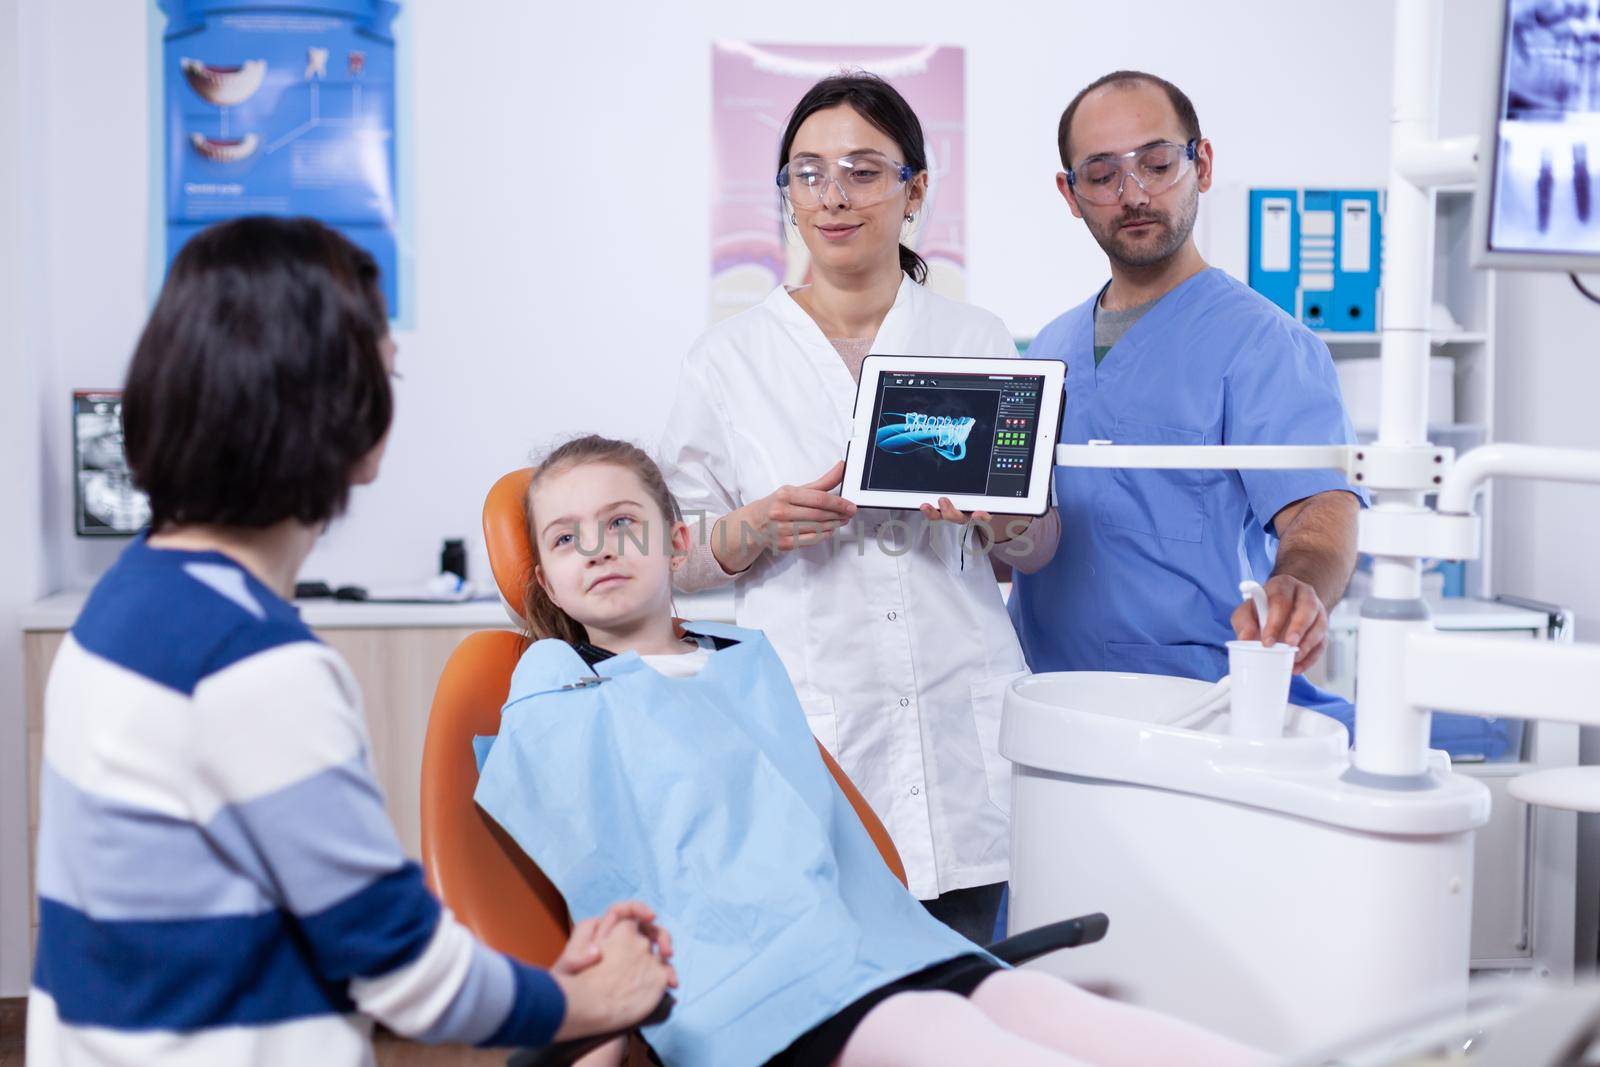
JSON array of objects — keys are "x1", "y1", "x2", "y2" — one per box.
[{"x1": 474, "y1": 622, "x2": 985, "y2": 1066}]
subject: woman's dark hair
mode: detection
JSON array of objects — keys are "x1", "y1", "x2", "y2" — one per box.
[
  {"x1": 778, "y1": 72, "x2": 929, "y2": 284},
  {"x1": 123, "y1": 215, "x2": 392, "y2": 530}
]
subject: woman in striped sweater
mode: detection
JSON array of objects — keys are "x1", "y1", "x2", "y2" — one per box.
[{"x1": 27, "y1": 216, "x2": 675, "y2": 1066}]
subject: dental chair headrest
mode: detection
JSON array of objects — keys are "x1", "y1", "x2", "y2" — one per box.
[{"x1": 483, "y1": 468, "x2": 535, "y2": 627}]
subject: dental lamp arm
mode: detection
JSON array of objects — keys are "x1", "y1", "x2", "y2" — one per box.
[
  {"x1": 1436, "y1": 443, "x2": 1600, "y2": 515},
  {"x1": 1232, "y1": 490, "x2": 1360, "y2": 672}
]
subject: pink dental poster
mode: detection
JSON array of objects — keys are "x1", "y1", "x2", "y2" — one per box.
[{"x1": 710, "y1": 42, "x2": 967, "y2": 322}]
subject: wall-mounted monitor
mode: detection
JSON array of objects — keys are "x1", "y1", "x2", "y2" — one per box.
[
  {"x1": 73, "y1": 390, "x2": 150, "y2": 537},
  {"x1": 1474, "y1": 0, "x2": 1600, "y2": 271}
]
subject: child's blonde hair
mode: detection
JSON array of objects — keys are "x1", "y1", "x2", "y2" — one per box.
[{"x1": 522, "y1": 435, "x2": 683, "y2": 646}]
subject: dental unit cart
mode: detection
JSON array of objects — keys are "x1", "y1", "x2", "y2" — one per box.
[
  {"x1": 1003, "y1": 671, "x2": 1486, "y2": 1052},
  {"x1": 1320, "y1": 595, "x2": 1580, "y2": 981},
  {"x1": 1005, "y1": 0, "x2": 1600, "y2": 1056}
]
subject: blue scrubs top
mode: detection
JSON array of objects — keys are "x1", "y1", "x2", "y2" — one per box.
[{"x1": 1011, "y1": 268, "x2": 1363, "y2": 713}]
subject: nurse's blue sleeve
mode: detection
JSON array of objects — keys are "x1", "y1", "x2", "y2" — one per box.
[{"x1": 1223, "y1": 320, "x2": 1367, "y2": 534}]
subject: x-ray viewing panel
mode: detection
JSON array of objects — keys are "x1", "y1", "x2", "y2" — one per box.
[
  {"x1": 1476, "y1": 0, "x2": 1600, "y2": 271},
  {"x1": 73, "y1": 391, "x2": 151, "y2": 537}
]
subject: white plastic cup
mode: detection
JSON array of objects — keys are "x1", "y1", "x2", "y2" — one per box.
[{"x1": 1226, "y1": 640, "x2": 1297, "y2": 739}]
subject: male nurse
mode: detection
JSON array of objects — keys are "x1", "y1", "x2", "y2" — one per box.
[{"x1": 1012, "y1": 70, "x2": 1364, "y2": 709}]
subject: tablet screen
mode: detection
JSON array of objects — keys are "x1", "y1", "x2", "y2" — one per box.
[{"x1": 862, "y1": 369, "x2": 1047, "y2": 501}]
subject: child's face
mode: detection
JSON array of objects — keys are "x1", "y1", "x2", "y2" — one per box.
[{"x1": 531, "y1": 462, "x2": 686, "y2": 638}]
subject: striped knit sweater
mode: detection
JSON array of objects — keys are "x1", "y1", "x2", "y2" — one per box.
[{"x1": 27, "y1": 536, "x2": 564, "y2": 1065}]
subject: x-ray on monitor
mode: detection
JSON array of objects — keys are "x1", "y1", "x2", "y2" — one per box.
[{"x1": 1476, "y1": 0, "x2": 1600, "y2": 271}]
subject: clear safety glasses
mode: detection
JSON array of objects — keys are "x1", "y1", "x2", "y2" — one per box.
[
  {"x1": 777, "y1": 153, "x2": 916, "y2": 210},
  {"x1": 1065, "y1": 139, "x2": 1197, "y2": 206}
]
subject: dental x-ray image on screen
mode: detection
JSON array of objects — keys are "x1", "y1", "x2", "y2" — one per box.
[
  {"x1": 1486, "y1": 0, "x2": 1600, "y2": 259},
  {"x1": 845, "y1": 356, "x2": 1063, "y2": 514},
  {"x1": 868, "y1": 384, "x2": 1000, "y2": 496},
  {"x1": 73, "y1": 391, "x2": 151, "y2": 537}
]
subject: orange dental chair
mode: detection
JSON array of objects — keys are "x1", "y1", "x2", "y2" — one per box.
[{"x1": 419, "y1": 469, "x2": 1107, "y2": 1066}]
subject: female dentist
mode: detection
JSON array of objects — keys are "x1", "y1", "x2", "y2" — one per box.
[{"x1": 659, "y1": 73, "x2": 1057, "y2": 942}]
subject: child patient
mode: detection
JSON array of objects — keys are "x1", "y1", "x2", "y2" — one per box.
[{"x1": 475, "y1": 435, "x2": 1266, "y2": 1067}]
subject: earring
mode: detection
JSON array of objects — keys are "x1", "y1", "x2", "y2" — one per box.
[
  {"x1": 791, "y1": 213, "x2": 798, "y2": 225},
  {"x1": 905, "y1": 213, "x2": 915, "y2": 223}
]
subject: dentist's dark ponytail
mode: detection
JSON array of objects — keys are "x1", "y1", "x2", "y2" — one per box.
[{"x1": 898, "y1": 244, "x2": 927, "y2": 285}]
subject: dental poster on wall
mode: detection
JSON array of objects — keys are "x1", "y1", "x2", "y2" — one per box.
[
  {"x1": 710, "y1": 42, "x2": 967, "y2": 322},
  {"x1": 157, "y1": 0, "x2": 402, "y2": 317}
]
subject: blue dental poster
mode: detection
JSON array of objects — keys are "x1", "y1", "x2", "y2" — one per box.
[{"x1": 158, "y1": 0, "x2": 402, "y2": 317}]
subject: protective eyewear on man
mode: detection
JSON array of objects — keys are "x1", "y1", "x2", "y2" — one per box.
[
  {"x1": 1065, "y1": 139, "x2": 1197, "y2": 206},
  {"x1": 777, "y1": 153, "x2": 916, "y2": 209}
]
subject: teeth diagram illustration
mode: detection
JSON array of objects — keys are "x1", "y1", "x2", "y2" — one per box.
[
  {"x1": 180, "y1": 58, "x2": 267, "y2": 107},
  {"x1": 183, "y1": 46, "x2": 380, "y2": 166},
  {"x1": 164, "y1": 2, "x2": 401, "y2": 315},
  {"x1": 190, "y1": 132, "x2": 261, "y2": 163},
  {"x1": 876, "y1": 413, "x2": 976, "y2": 462}
]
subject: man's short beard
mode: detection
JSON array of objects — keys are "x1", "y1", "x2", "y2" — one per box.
[{"x1": 1086, "y1": 182, "x2": 1200, "y2": 270}]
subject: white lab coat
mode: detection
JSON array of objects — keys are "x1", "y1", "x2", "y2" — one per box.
[{"x1": 658, "y1": 276, "x2": 1028, "y2": 899}]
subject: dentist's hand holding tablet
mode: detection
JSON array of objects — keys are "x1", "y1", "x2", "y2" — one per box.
[{"x1": 710, "y1": 461, "x2": 858, "y2": 573}]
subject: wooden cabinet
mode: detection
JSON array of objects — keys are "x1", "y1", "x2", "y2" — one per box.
[{"x1": 315, "y1": 627, "x2": 484, "y2": 858}]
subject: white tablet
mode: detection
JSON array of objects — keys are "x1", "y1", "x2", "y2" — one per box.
[{"x1": 843, "y1": 355, "x2": 1067, "y2": 516}]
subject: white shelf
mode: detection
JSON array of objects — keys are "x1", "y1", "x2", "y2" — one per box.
[
  {"x1": 1329, "y1": 595, "x2": 1548, "y2": 634},
  {"x1": 1352, "y1": 422, "x2": 1488, "y2": 440},
  {"x1": 1320, "y1": 331, "x2": 1488, "y2": 346},
  {"x1": 20, "y1": 587, "x2": 739, "y2": 633},
  {"x1": 20, "y1": 590, "x2": 515, "y2": 631}
]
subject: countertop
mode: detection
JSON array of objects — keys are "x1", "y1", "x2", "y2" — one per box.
[{"x1": 22, "y1": 588, "x2": 738, "y2": 632}]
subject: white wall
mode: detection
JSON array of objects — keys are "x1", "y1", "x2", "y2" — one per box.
[
  {"x1": 17, "y1": 0, "x2": 1399, "y2": 596},
  {"x1": 1491, "y1": 273, "x2": 1600, "y2": 618},
  {"x1": 27, "y1": 0, "x2": 150, "y2": 595},
  {"x1": 1, "y1": 0, "x2": 43, "y2": 997},
  {"x1": 1490, "y1": 266, "x2": 1600, "y2": 969}
]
